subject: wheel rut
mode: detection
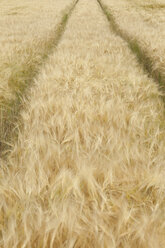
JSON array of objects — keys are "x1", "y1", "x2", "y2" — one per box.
[
  {"x1": 0, "y1": 0, "x2": 79, "y2": 157},
  {"x1": 97, "y1": 0, "x2": 165, "y2": 104}
]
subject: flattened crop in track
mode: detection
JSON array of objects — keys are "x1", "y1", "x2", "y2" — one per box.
[
  {"x1": 100, "y1": 0, "x2": 165, "y2": 101},
  {"x1": 0, "y1": 0, "x2": 77, "y2": 156}
]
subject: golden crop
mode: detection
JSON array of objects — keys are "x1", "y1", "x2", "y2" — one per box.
[{"x1": 0, "y1": 0, "x2": 165, "y2": 247}]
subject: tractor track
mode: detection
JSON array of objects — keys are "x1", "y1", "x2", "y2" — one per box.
[
  {"x1": 97, "y1": 0, "x2": 165, "y2": 104},
  {"x1": 0, "y1": 0, "x2": 79, "y2": 157}
]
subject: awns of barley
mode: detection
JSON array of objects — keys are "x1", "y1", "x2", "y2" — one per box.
[{"x1": 0, "y1": 0, "x2": 165, "y2": 247}]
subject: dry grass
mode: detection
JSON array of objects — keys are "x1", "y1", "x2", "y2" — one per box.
[
  {"x1": 0, "y1": 0, "x2": 165, "y2": 247},
  {"x1": 0, "y1": 0, "x2": 75, "y2": 155},
  {"x1": 131, "y1": 0, "x2": 165, "y2": 9},
  {"x1": 101, "y1": 0, "x2": 165, "y2": 94}
]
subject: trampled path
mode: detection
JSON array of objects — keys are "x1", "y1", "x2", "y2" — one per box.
[
  {"x1": 0, "y1": 0, "x2": 165, "y2": 247},
  {"x1": 0, "y1": 0, "x2": 77, "y2": 155},
  {"x1": 99, "y1": 0, "x2": 165, "y2": 100}
]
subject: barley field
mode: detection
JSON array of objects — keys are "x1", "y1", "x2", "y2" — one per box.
[
  {"x1": 0, "y1": 0, "x2": 74, "y2": 154},
  {"x1": 0, "y1": 0, "x2": 165, "y2": 247},
  {"x1": 100, "y1": 0, "x2": 165, "y2": 92}
]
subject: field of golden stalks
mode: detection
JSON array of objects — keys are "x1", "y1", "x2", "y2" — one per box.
[
  {"x1": 0, "y1": 0, "x2": 75, "y2": 154},
  {"x1": 100, "y1": 0, "x2": 165, "y2": 94},
  {"x1": 0, "y1": 0, "x2": 165, "y2": 247}
]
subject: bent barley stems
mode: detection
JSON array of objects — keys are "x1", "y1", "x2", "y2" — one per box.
[
  {"x1": 0, "y1": 1, "x2": 78, "y2": 157},
  {"x1": 97, "y1": 0, "x2": 165, "y2": 103}
]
